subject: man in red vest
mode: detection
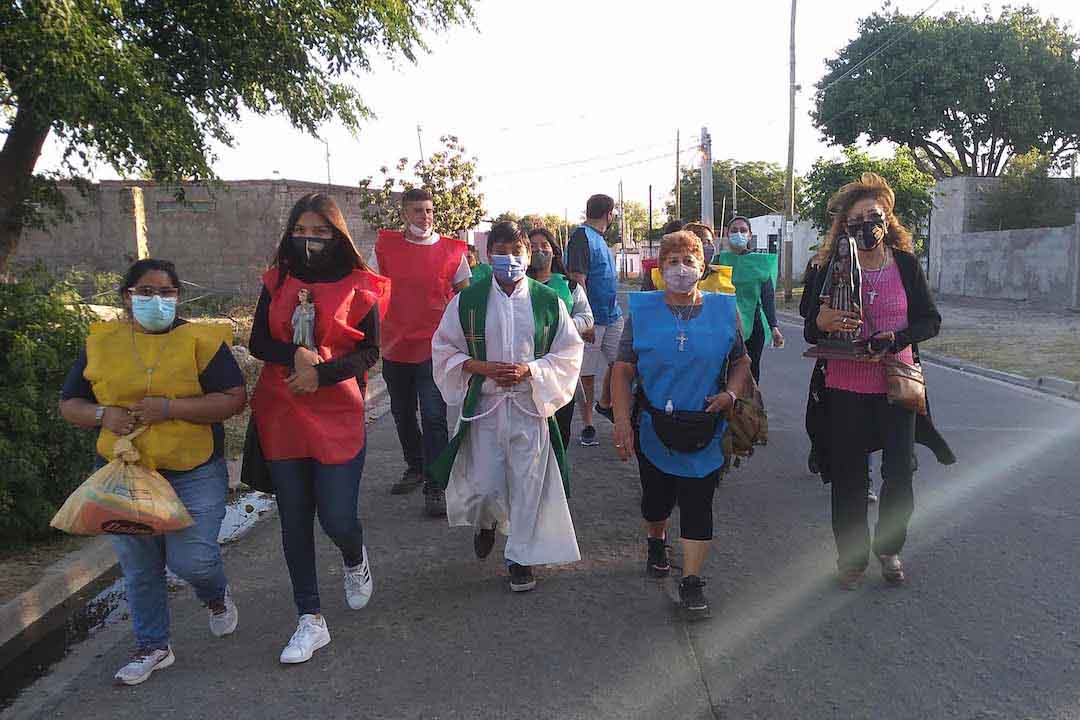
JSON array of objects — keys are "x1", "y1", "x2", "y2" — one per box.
[{"x1": 374, "y1": 188, "x2": 471, "y2": 516}]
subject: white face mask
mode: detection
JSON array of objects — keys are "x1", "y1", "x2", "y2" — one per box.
[
  {"x1": 662, "y1": 264, "x2": 699, "y2": 294},
  {"x1": 408, "y1": 223, "x2": 434, "y2": 239}
]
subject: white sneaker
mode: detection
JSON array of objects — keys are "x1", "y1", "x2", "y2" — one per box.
[
  {"x1": 343, "y1": 546, "x2": 373, "y2": 610},
  {"x1": 114, "y1": 646, "x2": 175, "y2": 685},
  {"x1": 208, "y1": 586, "x2": 239, "y2": 637},
  {"x1": 279, "y1": 614, "x2": 331, "y2": 664}
]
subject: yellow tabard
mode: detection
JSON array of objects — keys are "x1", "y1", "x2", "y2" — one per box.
[
  {"x1": 650, "y1": 264, "x2": 735, "y2": 294},
  {"x1": 83, "y1": 321, "x2": 233, "y2": 471}
]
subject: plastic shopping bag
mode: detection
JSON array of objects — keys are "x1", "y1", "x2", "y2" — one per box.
[{"x1": 50, "y1": 428, "x2": 194, "y2": 536}]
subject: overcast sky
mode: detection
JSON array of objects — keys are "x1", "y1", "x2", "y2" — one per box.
[{"x1": 35, "y1": 0, "x2": 1080, "y2": 221}]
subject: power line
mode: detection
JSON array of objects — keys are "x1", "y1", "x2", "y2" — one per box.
[
  {"x1": 486, "y1": 141, "x2": 673, "y2": 178},
  {"x1": 566, "y1": 145, "x2": 702, "y2": 180},
  {"x1": 734, "y1": 181, "x2": 784, "y2": 215}
]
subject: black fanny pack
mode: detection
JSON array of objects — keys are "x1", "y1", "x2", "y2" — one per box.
[{"x1": 636, "y1": 388, "x2": 721, "y2": 454}]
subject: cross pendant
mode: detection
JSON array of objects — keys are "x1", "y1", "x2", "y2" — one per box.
[
  {"x1": 676, "y1": 332, "x2": 688, "y2": 352},
  {"x1": 867, "y1": 290, "x2": 878, "y2": 305}
]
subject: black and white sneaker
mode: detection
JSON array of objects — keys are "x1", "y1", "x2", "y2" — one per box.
[
  {"x1": 508, "y1": 563, "x2": 536, "y2": 592},
  {"x1": 423, "y1": 483, "x2": 447, "y2": 518},
  {"x1": 646, "y1": 538, "x2": 671, "y2": 578},
  {"x1": 391, "y1": 468, "x2": 424, "y2": 495},
  {"x1": 678, "y1": 576, "x2": 710, "y2": 620},
  {"x1": 579, "y1": 425, "x2": 599, "y2": 447}
]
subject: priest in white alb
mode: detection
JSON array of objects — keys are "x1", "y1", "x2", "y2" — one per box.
[{"x1": 429, "y1": 221, "x2": 584, "y2": 592}]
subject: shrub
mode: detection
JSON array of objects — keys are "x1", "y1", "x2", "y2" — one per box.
[{"x1": 0, "y1": 268, "x2": 96, "y2": 544}]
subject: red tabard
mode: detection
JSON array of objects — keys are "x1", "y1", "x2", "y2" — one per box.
[
  {"x1": 375, "y1": 230, "x2": 467, "y2": 363},
  {"x1": 250, "y1": 268, "x2": 390, "y2": 464}
]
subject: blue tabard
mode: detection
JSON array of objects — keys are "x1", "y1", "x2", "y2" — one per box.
[
  {"x1": 578, "y1": 224, "x2": 622, "y2": 325},
  {"x1": 630, "y1": 291, "x2": 737, "y2": 478}
]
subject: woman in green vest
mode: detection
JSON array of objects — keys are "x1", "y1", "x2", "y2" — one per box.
[
  {"x1": 719, "y1": 215, "x2": 785, "y2": 383},
  {"x1": 527, "y1": 227, "x2": 593, "y2": 449}
]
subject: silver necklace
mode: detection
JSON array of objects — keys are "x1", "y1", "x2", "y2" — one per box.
[
  {"x1": 667, "y1": 294, "x2": 699, "y2": 352},
  {"x1": 861, "y1": 248, "x2": 891, "y2": 305}
]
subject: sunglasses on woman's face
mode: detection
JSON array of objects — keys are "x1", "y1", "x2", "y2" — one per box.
[{"x1": 129, "y1": 286, "x2": 180, "y2": 298}]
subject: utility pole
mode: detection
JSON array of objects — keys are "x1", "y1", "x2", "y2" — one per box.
[
  {"x1": 700, "y1": 127, "x2": 714, "y2": 230},
  {"x1": 648, "y1": 184, "x2": 653, "y2": 256},
  {"x1": 675, "y1": 130, "x2": 682, "y2": 220},
  {"x1": 416, "y1": 123, "x2": 425, "y2": 163},
  {"x1": 732, "y1": 164, "x2": 738, "y2": 218},
  {"x1": 618, "y1": 180, "x2": 626, "y2": 279},
  {"x1": 782, "y1": 0, "x2": 798, "y2": 302},
  {"x1": 321, "y1": 138, "x2": 332, "y2": 190}
]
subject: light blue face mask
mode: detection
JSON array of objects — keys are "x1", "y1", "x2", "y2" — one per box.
[
  {"x1": 131, "y1": 295, "x2": 177, "y2": 332},
  {"x1": 491, "y1": 254, "x2": 528, "y2": 283},
  {"x1": 729, "y1": 232, "x2": 750, "y2": 250}
]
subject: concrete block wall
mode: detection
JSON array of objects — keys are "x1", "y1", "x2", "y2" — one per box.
[
  {"x1": 12, "y1": 179, "x2": 384, "y2": 301},
  {"x1": 933, "y1": 211, "x2": 1080, "y2": 308}
]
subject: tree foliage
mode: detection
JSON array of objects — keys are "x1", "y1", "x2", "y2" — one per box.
[
  {"x1": 813, "y1": 6, "x2": 1080, "y2": 178},
  {"x1": 359, "y1": 135, "x2": 485, "y2": 235},
  {"x1": 0, "y1": 267, "x2": 96, "y2": 543},
  {"x1": 803, "y1": 147, "x2": 935, "y2": 251},
  {"x1": 0, "y1": 0, "x2": 474, "y2": 269},
  {"x1": 668, "y1": 159, "x2": 800, "y2": 227}
]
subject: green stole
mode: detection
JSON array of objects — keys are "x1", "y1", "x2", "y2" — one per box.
[
  {"x1": 470, "y1": 262, "x2": 492, "y2": 285},
  {"x1": 544, "y1": 273, "x2": 574, "y2": 312},
  {"x1": 717, "y1": 251, "x2": 778, "y2": 344},
  {"x1": 428, "y1": 276, "x2": 570, "y2": 496}
]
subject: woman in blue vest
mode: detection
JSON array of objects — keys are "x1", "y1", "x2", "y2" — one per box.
[
  {"x1": 527, "y1": 227, "x2": 594, "y2": 449},
  {"x1": 611, "y1": 230, "x2": 752, "y2": 620}
]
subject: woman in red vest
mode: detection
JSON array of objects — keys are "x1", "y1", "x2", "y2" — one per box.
[{"x1": 249, "y1": 193, "x2": 389, "y2": 665}]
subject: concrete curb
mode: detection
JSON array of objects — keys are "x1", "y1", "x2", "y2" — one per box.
[
  {"x1": 0, "y1": 538, "x2": 117, "y2": 652},
  {"x1": 0, "y1": 378, "x2": 392, "y2": 661},
  {"x1": 776, "y1": 310, "x2": 1080, "y2": 402}
]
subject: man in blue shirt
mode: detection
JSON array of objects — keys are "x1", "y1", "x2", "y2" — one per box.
[{"x1": 565, "y1": 194, "x2": 624, "y2": 447}]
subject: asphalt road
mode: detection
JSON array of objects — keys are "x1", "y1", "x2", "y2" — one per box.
[{"x1": 7, "y1": 320, "x2": 1080, "y2": 720}]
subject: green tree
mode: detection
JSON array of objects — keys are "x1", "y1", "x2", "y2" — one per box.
[
  {"x1": 668, "y1": 160, "x2": 799, "y2": 226},
  {"x1": 813, "y1": 6, "x2": 1080, "y2": 178},
  {"x1": 0, "y1": 0, "x2": 474, "y2": 270},
  {"x1": 359, "y1": 135, "x2": 485, "y2": 235},
  {"x1": 802, "y1": 147, "x2": 935, "y2": 252}
]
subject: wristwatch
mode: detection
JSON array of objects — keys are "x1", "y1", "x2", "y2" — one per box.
[{"x1": 94, "y1": 405, "x2": 106, "y2": 426}]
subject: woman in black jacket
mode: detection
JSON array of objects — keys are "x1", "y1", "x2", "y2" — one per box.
[{"x1": 802, "y1": 173, "x2": 954, "y2": 590}]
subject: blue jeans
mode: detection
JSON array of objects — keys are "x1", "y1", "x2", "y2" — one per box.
[
  {"x1": 270, "y1": 446, "x2": 366, "y2": 616},
  {"x1": 382, "y1": 358, "x2": 449, "y2": 481},
  {"x1": 110, "y1": 458, "x2": 230, "y2": 650}
]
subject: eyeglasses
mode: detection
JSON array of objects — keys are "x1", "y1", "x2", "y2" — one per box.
[{"x1": 129, "y1": 286, "x2": 180, "y2": 298}]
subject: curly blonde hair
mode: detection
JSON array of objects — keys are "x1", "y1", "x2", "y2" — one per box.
[
  {"x1": 659, "y1": 230, "x2": 705, "y2": 267},
  {"x1": 814, "y1": 172, "x2": 913, "y2": 265}
]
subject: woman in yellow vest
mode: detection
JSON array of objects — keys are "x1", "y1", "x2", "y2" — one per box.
[
  {"x1": 647, "y1": 221, "x2": 736, "y2": 294},
  {"x1": 60, "y1": 258, "x2": 246, "y2": 686}
]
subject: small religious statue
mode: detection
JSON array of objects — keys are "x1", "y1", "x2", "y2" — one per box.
[
  {"x1": 803, "y1": 233, "x2": 873, "y2": 361},
  {"x1": 292, "y1": 288, "x2": 317, "y2": 351}
]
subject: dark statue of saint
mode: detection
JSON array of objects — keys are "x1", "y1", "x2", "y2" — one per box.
[{"x1": 803, "y1": 234, "x2": 873, "y2": 361}]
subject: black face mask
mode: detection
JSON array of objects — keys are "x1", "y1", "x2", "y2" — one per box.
[
  {"x1": 290, "y1": 236, "x2": 336, "y2": 269},
  {"x1": 850, "y1": 219, "x2": 887, "y2": 250}
]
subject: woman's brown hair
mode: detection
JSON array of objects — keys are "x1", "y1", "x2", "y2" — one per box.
[
  {"x1": 814, "y1": 172, "x2": 913, "y2": 265},
  {"x1": 272, "y1": 193, "x2": 369, "y2": 286}
]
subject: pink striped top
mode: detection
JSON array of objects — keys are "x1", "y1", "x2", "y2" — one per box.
[{"x1": 825, "y1": 261, "x2": 915, "y2": 394}]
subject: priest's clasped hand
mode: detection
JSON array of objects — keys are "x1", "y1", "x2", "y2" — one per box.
[{"x1": 465, "y1": 360, "x2": 532, "y2": 387}]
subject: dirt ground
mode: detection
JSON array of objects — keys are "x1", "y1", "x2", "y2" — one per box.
[{"x1": 0, "y1": 536, "x2": 94, "y2": 606}]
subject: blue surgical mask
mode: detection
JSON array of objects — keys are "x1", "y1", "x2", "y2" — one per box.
[
  {"x1": 729, "y1": 232, "x2": 750, "y2": 250},
  {"x1": 491, "y1": 254, "x2": 528, "y2": 283},
  {"x1": 131, "y1": 295, "x2": 177, "y2": 332}
]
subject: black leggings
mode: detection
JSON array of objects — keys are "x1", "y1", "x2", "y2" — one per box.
[
  {"x1": 747, "y1": 313, "x2": 765, "y2": 383},
  {"x1": 824, "y1": 389, "x2": 915, "y2": 572},
  {"x1": 636, "y1": 449, "x2": 718, "y2": 541}
]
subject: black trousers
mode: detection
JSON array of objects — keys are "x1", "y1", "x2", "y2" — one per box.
[
  {"x1": 746, "y1": 313, "x2": 765, "y2": 383},
  {"x1": 554, "y1": 395, "x2": 576, "y2": 451},
  {"x1": 636, "y1": 447, "x2": 718, "y2": 541},
  {"x1": 824, "y1": 389, "x2": 916, "y2": 572}
]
